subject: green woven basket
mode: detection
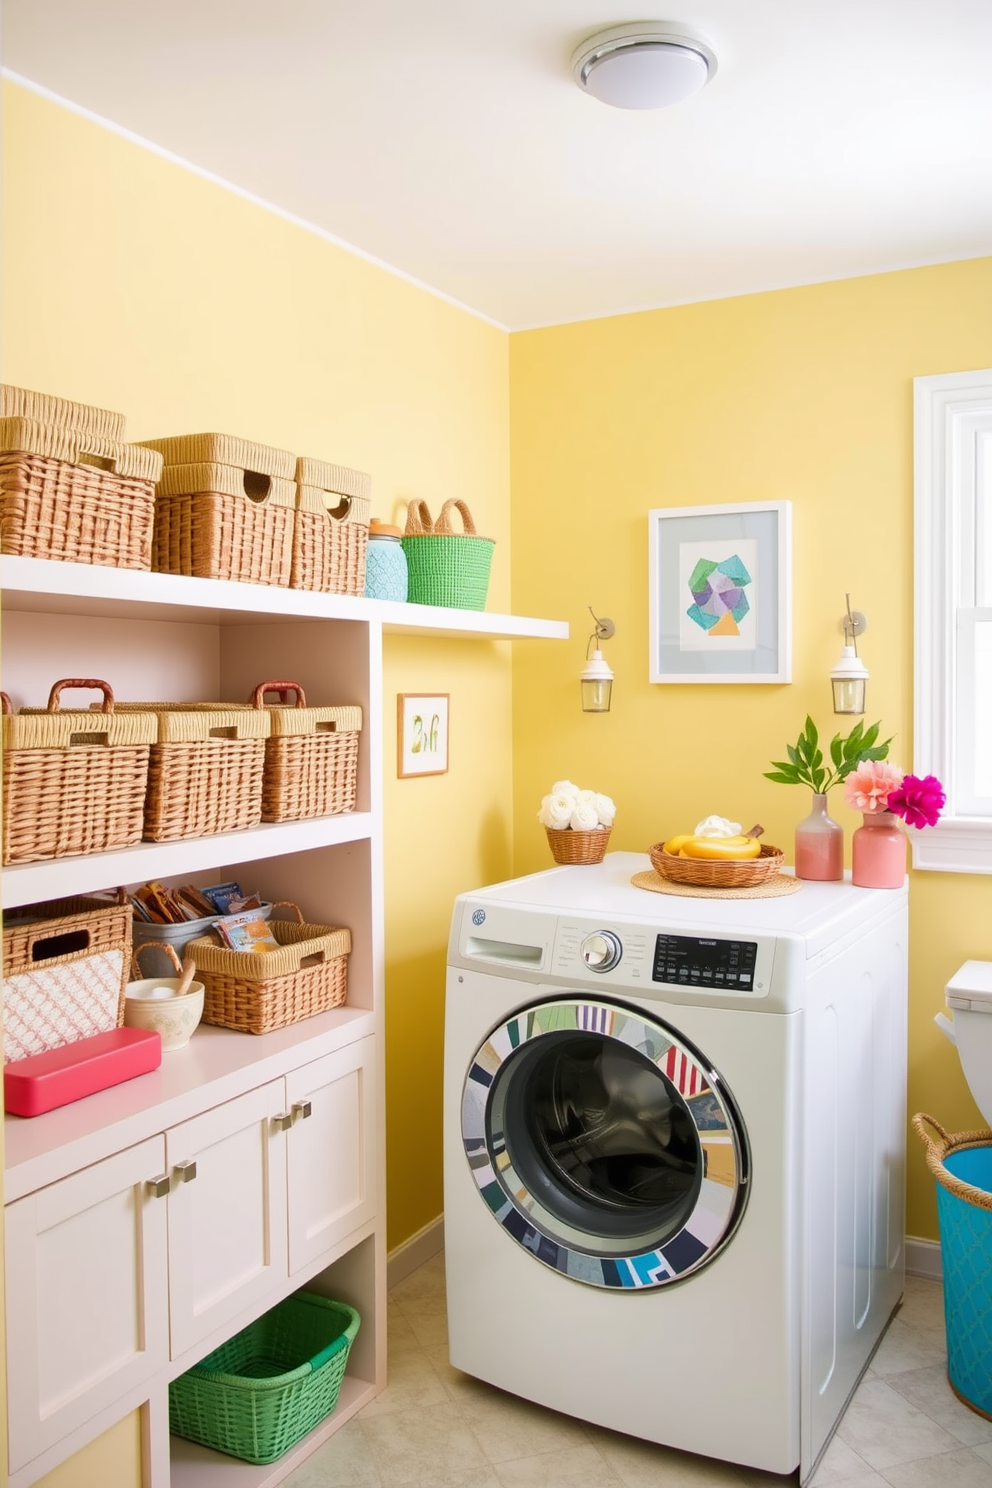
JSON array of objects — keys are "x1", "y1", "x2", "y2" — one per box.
[
  {"x1": 169, "y1": 1293, "x2": 360, "y2": 1465},
  {"x1": 402, "y1": 498, "x2": 494, "y2": 611}
]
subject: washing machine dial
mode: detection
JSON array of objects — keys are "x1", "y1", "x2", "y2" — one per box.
[{"x1": 580, "y1": 930, "x2": 622, "y2": 973}]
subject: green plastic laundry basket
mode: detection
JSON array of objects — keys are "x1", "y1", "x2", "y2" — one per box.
[
  {"x1": 169, "y1": 1292, "x2": 360, "y2": 1464},
  {"x1": 914, "y1": 1113, "x2": 992, "y2": 1419},
  {"x1": 402, "y1": 498, "x2": 494, "y2": 611}
]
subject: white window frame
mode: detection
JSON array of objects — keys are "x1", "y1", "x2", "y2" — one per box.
[{"x1": 914, "y1": 368, "x2": 992, "y2": 873}]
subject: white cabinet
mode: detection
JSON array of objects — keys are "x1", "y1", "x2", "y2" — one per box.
[
  {"x1": 166, "y1": 1081, "x2": 289, "y2": 1360},
  {"x1": 287, "y1": 1040, "x2": 376, "y2": 1275},
  {"x1": 1, "y1": 555, "x2": 565, "y2": 1488},
  {"x1": 4, "y1": 1137, "x2": 169, "y2": 1474}
]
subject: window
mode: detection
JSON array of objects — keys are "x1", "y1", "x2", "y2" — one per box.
[{"x1": 914, "y1": 368, "x2": 992, "y2": 873}]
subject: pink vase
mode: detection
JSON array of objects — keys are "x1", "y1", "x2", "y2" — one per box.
[
  {"x1": 852, "y1": 811, "x2": 906, "y2": 888},
  {"x1": 794, "y1": 793, "x2": 844, "y2": 881}
]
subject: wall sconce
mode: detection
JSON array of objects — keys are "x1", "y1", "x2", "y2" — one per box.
[
  {"x1": 830, "y1": 595, "x2": 869, "y2": 715},
  {"x1": 581, "y1": 607, "x2": 615, "y2": 713}
]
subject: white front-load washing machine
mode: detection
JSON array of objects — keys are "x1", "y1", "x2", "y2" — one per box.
[{"x1": 443, "y1": 853, "x2": 908, "y2": 1483}]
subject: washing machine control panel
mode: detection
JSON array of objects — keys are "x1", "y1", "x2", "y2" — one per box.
[{"x1": 652, "y1": 934, "x2": 758, "y2": 990}]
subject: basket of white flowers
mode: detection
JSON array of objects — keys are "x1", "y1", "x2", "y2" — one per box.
[{"x1": 538, "y1": 780, "x2": 615, "y2": 865}]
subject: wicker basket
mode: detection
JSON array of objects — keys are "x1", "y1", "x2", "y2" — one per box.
[
  {"x1": 649, "y1": 841, "x2": 785, "y2": 888},
  {"x1": 138, "y1": 433, "x2": 297, "y2": 586},
  {"x1": 185, "y1": 904, "x2": 351, "y2": 1035},
  {"x1": 293, "y1": 457, "x2": 371, "y2": 595},
  {"x1": 0, "y1": 418, "x2": 161, "y2": 569},
  {"x1": 402, "y1": 499, "x2": 494, "y2": 610},
  {"x1": 250, "y1": 681, "x2": 362, "y2": 822},
  {"x1": 546, "y1": 826, "x2": 612, "y2": 865},
  {"x1": 0, "y1": 383, "x2": 126, "y2": 438},
  {"x1": 2, "y1": 681, "x2": 157, "y2": 865},
  {"x1": 169, "y1": 1293, "x2": 360, "y2": 1464},
  {"x1": 2, "y1": 894, "x2": 132, "y2": 1062},
  {"x1": 105, "y1": 703, "x2": 271, "y2": 841}
]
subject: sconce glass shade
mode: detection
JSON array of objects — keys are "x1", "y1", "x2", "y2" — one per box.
[
  {"x1": 831, "y1": 645, "x2": 869, "y2": 715},
  {"x1": 581, "y1": 649, "x2": 614, "y2": 713}
]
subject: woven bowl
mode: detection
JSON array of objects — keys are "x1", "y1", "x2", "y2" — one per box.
[
  {"x1": 649, "y1": 841, "x2": 784, "y2": 888},
  {"x1": 546, "y1": 826, "x2": 611, "y2": 865}
]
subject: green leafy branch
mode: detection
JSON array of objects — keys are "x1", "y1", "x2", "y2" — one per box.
[{"x1": 764, "y1": 716, "x2": 891, "y2": 794}]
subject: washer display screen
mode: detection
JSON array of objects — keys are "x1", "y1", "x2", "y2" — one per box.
[{"x1": 653, "y1": 935, "x2": 758, "y2": 990}]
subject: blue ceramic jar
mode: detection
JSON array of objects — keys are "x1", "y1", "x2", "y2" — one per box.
[{"x1": 364, "y1": 520, "x2": 408, "y2": 602}]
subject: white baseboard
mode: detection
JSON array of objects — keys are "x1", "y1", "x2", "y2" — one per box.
[
  {"x1": 387, "y1": 1215, "x2": 445, "y2": 1290},
  {"x1": 905, "y1": 1236, "x2": 942, "y2": 1280},
  {"x1": 386, "y1": 1221, "x2": 940, "y2": 1288}
]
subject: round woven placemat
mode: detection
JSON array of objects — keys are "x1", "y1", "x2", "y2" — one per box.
[{"x1": 631, "y1": 869, "x2": 802, "y2": 900}]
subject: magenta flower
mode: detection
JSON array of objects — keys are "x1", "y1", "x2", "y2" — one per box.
[{"x1": 886, "y1": 773, "x2": 945, "y2": 829}]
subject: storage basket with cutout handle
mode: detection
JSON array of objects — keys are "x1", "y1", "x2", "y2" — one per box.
[
  {"x1": 2, "y1": 680, "x2": 156, "y2": 864},
  {"x1": 402, "y1": 498, "x2": 494, "y2": 611}
]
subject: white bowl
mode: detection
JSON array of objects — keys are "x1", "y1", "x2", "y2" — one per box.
[{"x1": 124, "y1": 977, "x2": 205, "y2": 1051}]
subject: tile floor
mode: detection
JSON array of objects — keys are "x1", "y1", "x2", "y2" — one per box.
[{"x1": 286, "y1": 1254, "x2": 992, "y2": 1488}]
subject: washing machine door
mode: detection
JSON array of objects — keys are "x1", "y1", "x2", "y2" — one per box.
[{"x1": 462, "y1": 997, "x2": 749, "y2": 1289}]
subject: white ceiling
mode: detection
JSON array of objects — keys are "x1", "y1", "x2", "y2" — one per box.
[{"x1": 6, "y1": 1, "x2": 992, "y2": 330}]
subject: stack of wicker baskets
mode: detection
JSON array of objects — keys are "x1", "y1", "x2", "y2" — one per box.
[
  {"x1": 0, "y1": 384, "x2": 162, "y2": 569},
  {"x1": 138, "y1": 432, "x2": 298, "y2": 587},
  {"x1": 294, "y1": 457, "x2": 371, "y2": 594},
  {"x1": 133, "y1": 431, "x2": 372, "y2": 594}
]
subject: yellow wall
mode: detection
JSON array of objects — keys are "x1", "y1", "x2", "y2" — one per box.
[
  {"x1": 1, "y1": 79, "x2": 513, "y2": 1253},
  {"x1": 31, "y1": 1412, "x2": 141, "y2": 1488},
  {"x1": 509, "y1": 258, "x2": 992, "y2": 1240}
]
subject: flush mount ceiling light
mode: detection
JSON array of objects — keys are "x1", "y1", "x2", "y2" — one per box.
[{"x1": 572, "y1": 22, "x2": 717, "y2": 110}]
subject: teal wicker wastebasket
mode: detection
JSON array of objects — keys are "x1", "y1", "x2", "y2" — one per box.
[
  {"x1": 402, "y1": 498, "x2": 494, "y2": 611},
  {"x1": 169, "y1": 1293, "x2": 360, "y2": 1463},
  {"x1": 914, "y1": 1113, "x2": 992, "y2": 1419}
]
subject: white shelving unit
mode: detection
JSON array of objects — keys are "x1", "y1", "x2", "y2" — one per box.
[{"x1": 0, "y1": 555, "x2": 567, "y2": 1488}]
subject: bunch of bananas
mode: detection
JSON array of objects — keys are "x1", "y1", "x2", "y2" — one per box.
[{"x1": 662, "y1": 814, "x2": 762, "y2": 861}]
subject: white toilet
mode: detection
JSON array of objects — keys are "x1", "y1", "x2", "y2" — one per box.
[{"x1": 936, "y1": 960, "x2": 992, "y2": 1127}]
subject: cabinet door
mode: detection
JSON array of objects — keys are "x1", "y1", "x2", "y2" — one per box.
[
  {"x1": 166, "y1": 1080, "x2": 288, "y2": 1359},
  {"x1": 4, "y1": 1136, "x2": 169, "y2": 1474},
  {"x1": 286, "y1": 1036, "x2": 377, "y2": 1274}
]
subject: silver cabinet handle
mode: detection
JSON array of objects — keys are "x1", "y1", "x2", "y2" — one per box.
[
  {"x1": 273, "y1": 1112, "x2": 294, "y2": 1131},
  {"x1": 173, "y1": 1160, "x2": 197, "y2": 1183},
  {"x1": 147, "y1": 1174, "x2": 171, "y2": 1198},
  {"x1": 292, "y1": 1100, "x2": 313, "y2": 1122}
]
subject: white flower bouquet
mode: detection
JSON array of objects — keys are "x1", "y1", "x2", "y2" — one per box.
[{"x1": 538, "y1": 780, "x2": 615, "y2": 864}]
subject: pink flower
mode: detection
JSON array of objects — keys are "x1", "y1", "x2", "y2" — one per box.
[
  {"x1": 844, "y1": 760, "x2": 905, "y2": 814},
  {"x1": 887, "y1": 773, "x2": 946, "y2": 830}
]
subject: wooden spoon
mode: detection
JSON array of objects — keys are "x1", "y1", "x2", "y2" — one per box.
[{"x1": 176, "y1": 959, "x2": 197, "y2": 997}]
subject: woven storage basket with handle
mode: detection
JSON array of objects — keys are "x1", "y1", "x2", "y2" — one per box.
[
  {"x1": 250, "y1": 681, "x2": 362, "y2": 822},
  {"x1": 100, "y1": 702, "x2": 271, "y2": 841},
  {"x1": 649, "y1": 841, "x2": 785, "y2": 888},
  {"x1": 293, "y1": 456, "x2": 371, "y2": 594},
  {"x1": 914, "y1": 1114, "x2": 992, "y2": 1418},
  {"x1": 3, "y1": 682, "x2": 157, "y2": 865},
  {"x1": 2, "y1": 894, "x2": 132, "y2": 1062},
  {"x1": 0, "y1": 383, "x2": 126, "y2": 439},
  {"x1": 169, "y1": 1293, "x2": 360, "y2": 1464},
  {"x1": 184, "y1": 904, "x2": 351, "y2": 1035},
  {"x1": 137, "y1": 433, "x2": 297, "y2": 586},
  {"x1": 402, "y1": 499, "x2": 494, "y2": 610},
  {"x1": 0, "y1": 418, "x2": 161, "y2": 569}
]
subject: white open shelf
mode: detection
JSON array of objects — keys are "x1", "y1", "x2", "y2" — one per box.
[
  {"x1": 0, "y1": 556, "x2": 569, "y2": 640},
  {"x1": 169, "y1": 1374, "x2": 376, "y2": 1488},
  {"x1": 2, "y1": 814, "x2": 375, "y2": 909}
]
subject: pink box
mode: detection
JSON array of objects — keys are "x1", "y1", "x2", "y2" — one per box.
[{"x1": 4, "y1": 1027, "x2": 162, "y2": 1118}]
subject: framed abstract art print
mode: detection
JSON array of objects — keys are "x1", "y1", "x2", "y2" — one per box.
[{"x1": 648, "y1": 501, "x2": 792, "y2": 684}]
